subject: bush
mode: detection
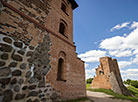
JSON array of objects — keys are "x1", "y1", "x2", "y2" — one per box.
[
  {"x1": 130, "y1": 80, "x2": 138, "y2": 88},
  {"x1": 124, "y1": 79, "x2": 131, "y2": 85},
  {"x1": 86, "y1": 78, "x2": 93, "y2": 84}
]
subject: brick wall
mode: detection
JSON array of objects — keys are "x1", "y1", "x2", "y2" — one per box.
[{"x1": 45, "y1": 0, "x2": 86, "y2": 99}]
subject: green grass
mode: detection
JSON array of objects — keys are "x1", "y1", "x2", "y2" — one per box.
[
  {"x1": 61, "y1": 97, "x2": 92, "y2": 102},
  {"x1": 86, "y1": 84, "x2": 91, "y2": 89},
  {"x1": 127, "y1": 86, "x2": 138, "y2": 98},
  {"x1": 87, "y1": 87, "x2": 138, "y2": 102}
]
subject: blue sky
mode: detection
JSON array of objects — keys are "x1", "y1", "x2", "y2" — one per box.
[{"x1": 73, "y1": 0, "x2": 138, "y2": 80}]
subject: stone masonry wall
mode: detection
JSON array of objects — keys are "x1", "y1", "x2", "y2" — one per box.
[{"x1": 0, "y1": 0, "x2": 60, "y2": 102}]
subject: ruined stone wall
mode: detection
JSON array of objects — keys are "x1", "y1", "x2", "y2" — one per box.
[
  {"x1": 91, "y1": 75, "x2": 111, "y2": 89},
  {"x1": 91, "y1": 57, "x2": 131, "y2": 96},
  {"x1": 0, "y1": 0, "x2": 59, "y2": 102},
  {"x1": 109, "y1": 59, "x2": 131, "y2": 96}
]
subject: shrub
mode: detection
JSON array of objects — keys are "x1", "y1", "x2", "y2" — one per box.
[
  {"x1": 130, "y1": 80, "x2": 138, "y2": 88},
  {"x1": 86, "y1": 78, "x2": 93, "y2": 84}
]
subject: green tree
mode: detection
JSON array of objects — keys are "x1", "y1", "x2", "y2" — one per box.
[
  {"x1": 86, "y1": 78, "x2": 93, "y2": 84},
  {"x1": 124, "y1": 79, "x2": 138, "y2": 88},
  {"x1": 130, "y1": 80, "x2": 138, "y2": 88},
  {"x1": 124, "y1": 79, "x2": 131, "y2": 85}
]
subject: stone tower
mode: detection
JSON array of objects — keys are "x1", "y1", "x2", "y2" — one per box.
[
  {"x1": 91, "y1": 57, "x2": 131, "y2": 96},
  {"x1": 0, "y1": 0, "x2": 86, "y2": 101}
]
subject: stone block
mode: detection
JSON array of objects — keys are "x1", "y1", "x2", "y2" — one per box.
[
  {"x1": 18, "y1": 78, "x2": 24, "y2": 84},
  {"x1": 11, "y1": 54, "x2": 23, "y2": 61},
  {"x1": 14, "y1": 85, "x2": 20, "y2": 92},
  {"x1": 0, "y1": 78, "x2": 11, "y2": 85},
  {"x1": 18, "y1": 50, "x2": 25, "y2": 55},
  {"x1": 1, "y1": 53, "x2": 9, "y2": 60},
  {"x1": 8, "y1": 62, "x2": 17, "y2": 67},
  {"x1": 28, "y1": 91, "x2": 38, "y2": 97},
  {"x1": 3, "y1": 89, "x2": 13, "y2": 102},
  {"x1": 0, "y1": 43, "x2": 13, "y2": 52},
  {"x1": 15, "y1": 93, "x2": 25, "y2": 100},
  {"x1": 3, "y1": 37, "x2": 12, "y2": 44},
  {"x1": 0, "y1": 67, "x2": 11, "y2": 77},
  {"x1": 12, "y1": 70, "x2": 22, "y2": 76},
  {"x1": 0, "y1": 61, "x2": 6, "y2": 67},
  {"x1": 14, "y1": 41, "x2": 23, "y2": 48},
  {"x1": 28, "y1": 85, "x2": 36, "y2": 90},
  {"x1": 25, "y1": 71, "x2": 32, "y2": 78},
  {"x1": 20, "y1": 63, "x2": 27, "y2": 69},
  {"x1": 10, "y1": 78, "x2": 17, "y2": 85}
]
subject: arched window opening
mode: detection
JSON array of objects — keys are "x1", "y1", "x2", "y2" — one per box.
[
  {"x1": 57, "y1": 58, "x2": 64, "y2": 81},
  {"x1": 99, "y1": 70, "x2": 104, "y2": 75},
  {"x1": 61, "y1": 3, "x2": 66, "y2": 13},
  {"x1": 59, "y1": 22, "x2": 66, "y2": 35}
]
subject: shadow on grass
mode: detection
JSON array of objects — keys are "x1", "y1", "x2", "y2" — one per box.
[{"x1": 61, "y1": 97, "x2": 94, "y2": 102}]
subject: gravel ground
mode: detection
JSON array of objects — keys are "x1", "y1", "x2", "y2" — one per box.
[{"x1": 87, "y1": 91, "x2": 131, "y2": 102}]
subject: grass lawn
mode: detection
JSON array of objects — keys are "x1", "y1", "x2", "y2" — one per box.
[
  {"x1": 127, "y1": 86, "x2": 138, "y2": 98},
  {"x1": 86, "y1": 84, "x2": 91, "y2": 89},
  {"x1": 87, "y1": 84, "x2": 138, "y2": 102}
]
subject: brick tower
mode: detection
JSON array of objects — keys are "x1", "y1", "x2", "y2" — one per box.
[{"x1": 45, "y1": 0, "x2": 86, "y2": 99}]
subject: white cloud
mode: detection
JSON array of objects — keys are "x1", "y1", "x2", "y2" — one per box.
[
  {"x1": 85, "y1": 63, "x2": 89, "y2": 68},
  {"x1": 132, "y1": 56, "x2": 138, "y2": 64},
  {"x1": 100, "y1": 36, "x2": 125, "y2": 50},
  {"x1": 78, "y1": 50, "x2": 106, "y2": 63},
  {"x1": 121, "y1": 69, "x2": 138, "y2": 80},
  {"x1": 118, "y1": 61, "x2": 132, "y2": 69},
  {"x1": 123, "y1": 23, "x2": 138, "y2": 49},
  {"x1": 109, "y1": 50, "x2": 132, "y2": 57},
  {"x1": 110, "y1": 22, "x2": 130, "y2": 32},
  {"x1": 133, "y1": 49, "x2": 138, "y2": 55},
  {"x1": 85, "y1": 68, "x2": 95, "y2": 79},
  {"x1": 130, "y1": 21, "x2": 138, "y2": 29},
  {"x1": 100, "y1": 21, "x2": 138, "y2": 58}
]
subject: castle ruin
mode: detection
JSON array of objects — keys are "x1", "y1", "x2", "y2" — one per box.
[{"x1": 91, "y1": 56, "x2": 131, "y2": 96}]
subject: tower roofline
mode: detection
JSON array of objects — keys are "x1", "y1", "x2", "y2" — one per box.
[{"x1": 68, "y1": 0, "x2": 78, "y2": 10}]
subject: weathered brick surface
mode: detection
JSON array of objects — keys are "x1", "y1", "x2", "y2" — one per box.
[{"x1": 91, "y1": 57, "x2": 131, "y2": 96}]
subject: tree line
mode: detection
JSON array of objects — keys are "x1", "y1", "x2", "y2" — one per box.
[{"x1": 124, "y1": 79, "x2": 138, "y2": 88}]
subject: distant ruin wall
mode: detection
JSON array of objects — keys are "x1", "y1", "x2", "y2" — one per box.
[
  {"x1": 0, "y1": 0, "x2": 60, "y2": 102},
  {"x1": 91, "y1": 57, "x2": 131, "y2": 96}
]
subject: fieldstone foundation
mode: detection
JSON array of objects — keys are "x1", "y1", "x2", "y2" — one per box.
[{"x1": 0, "y1": 34, "x2": 60, "y2": 102}]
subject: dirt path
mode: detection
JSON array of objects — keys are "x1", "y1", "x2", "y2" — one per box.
[{"x1": 87, "y1": 91, "x2": 131, "y2": 102}]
